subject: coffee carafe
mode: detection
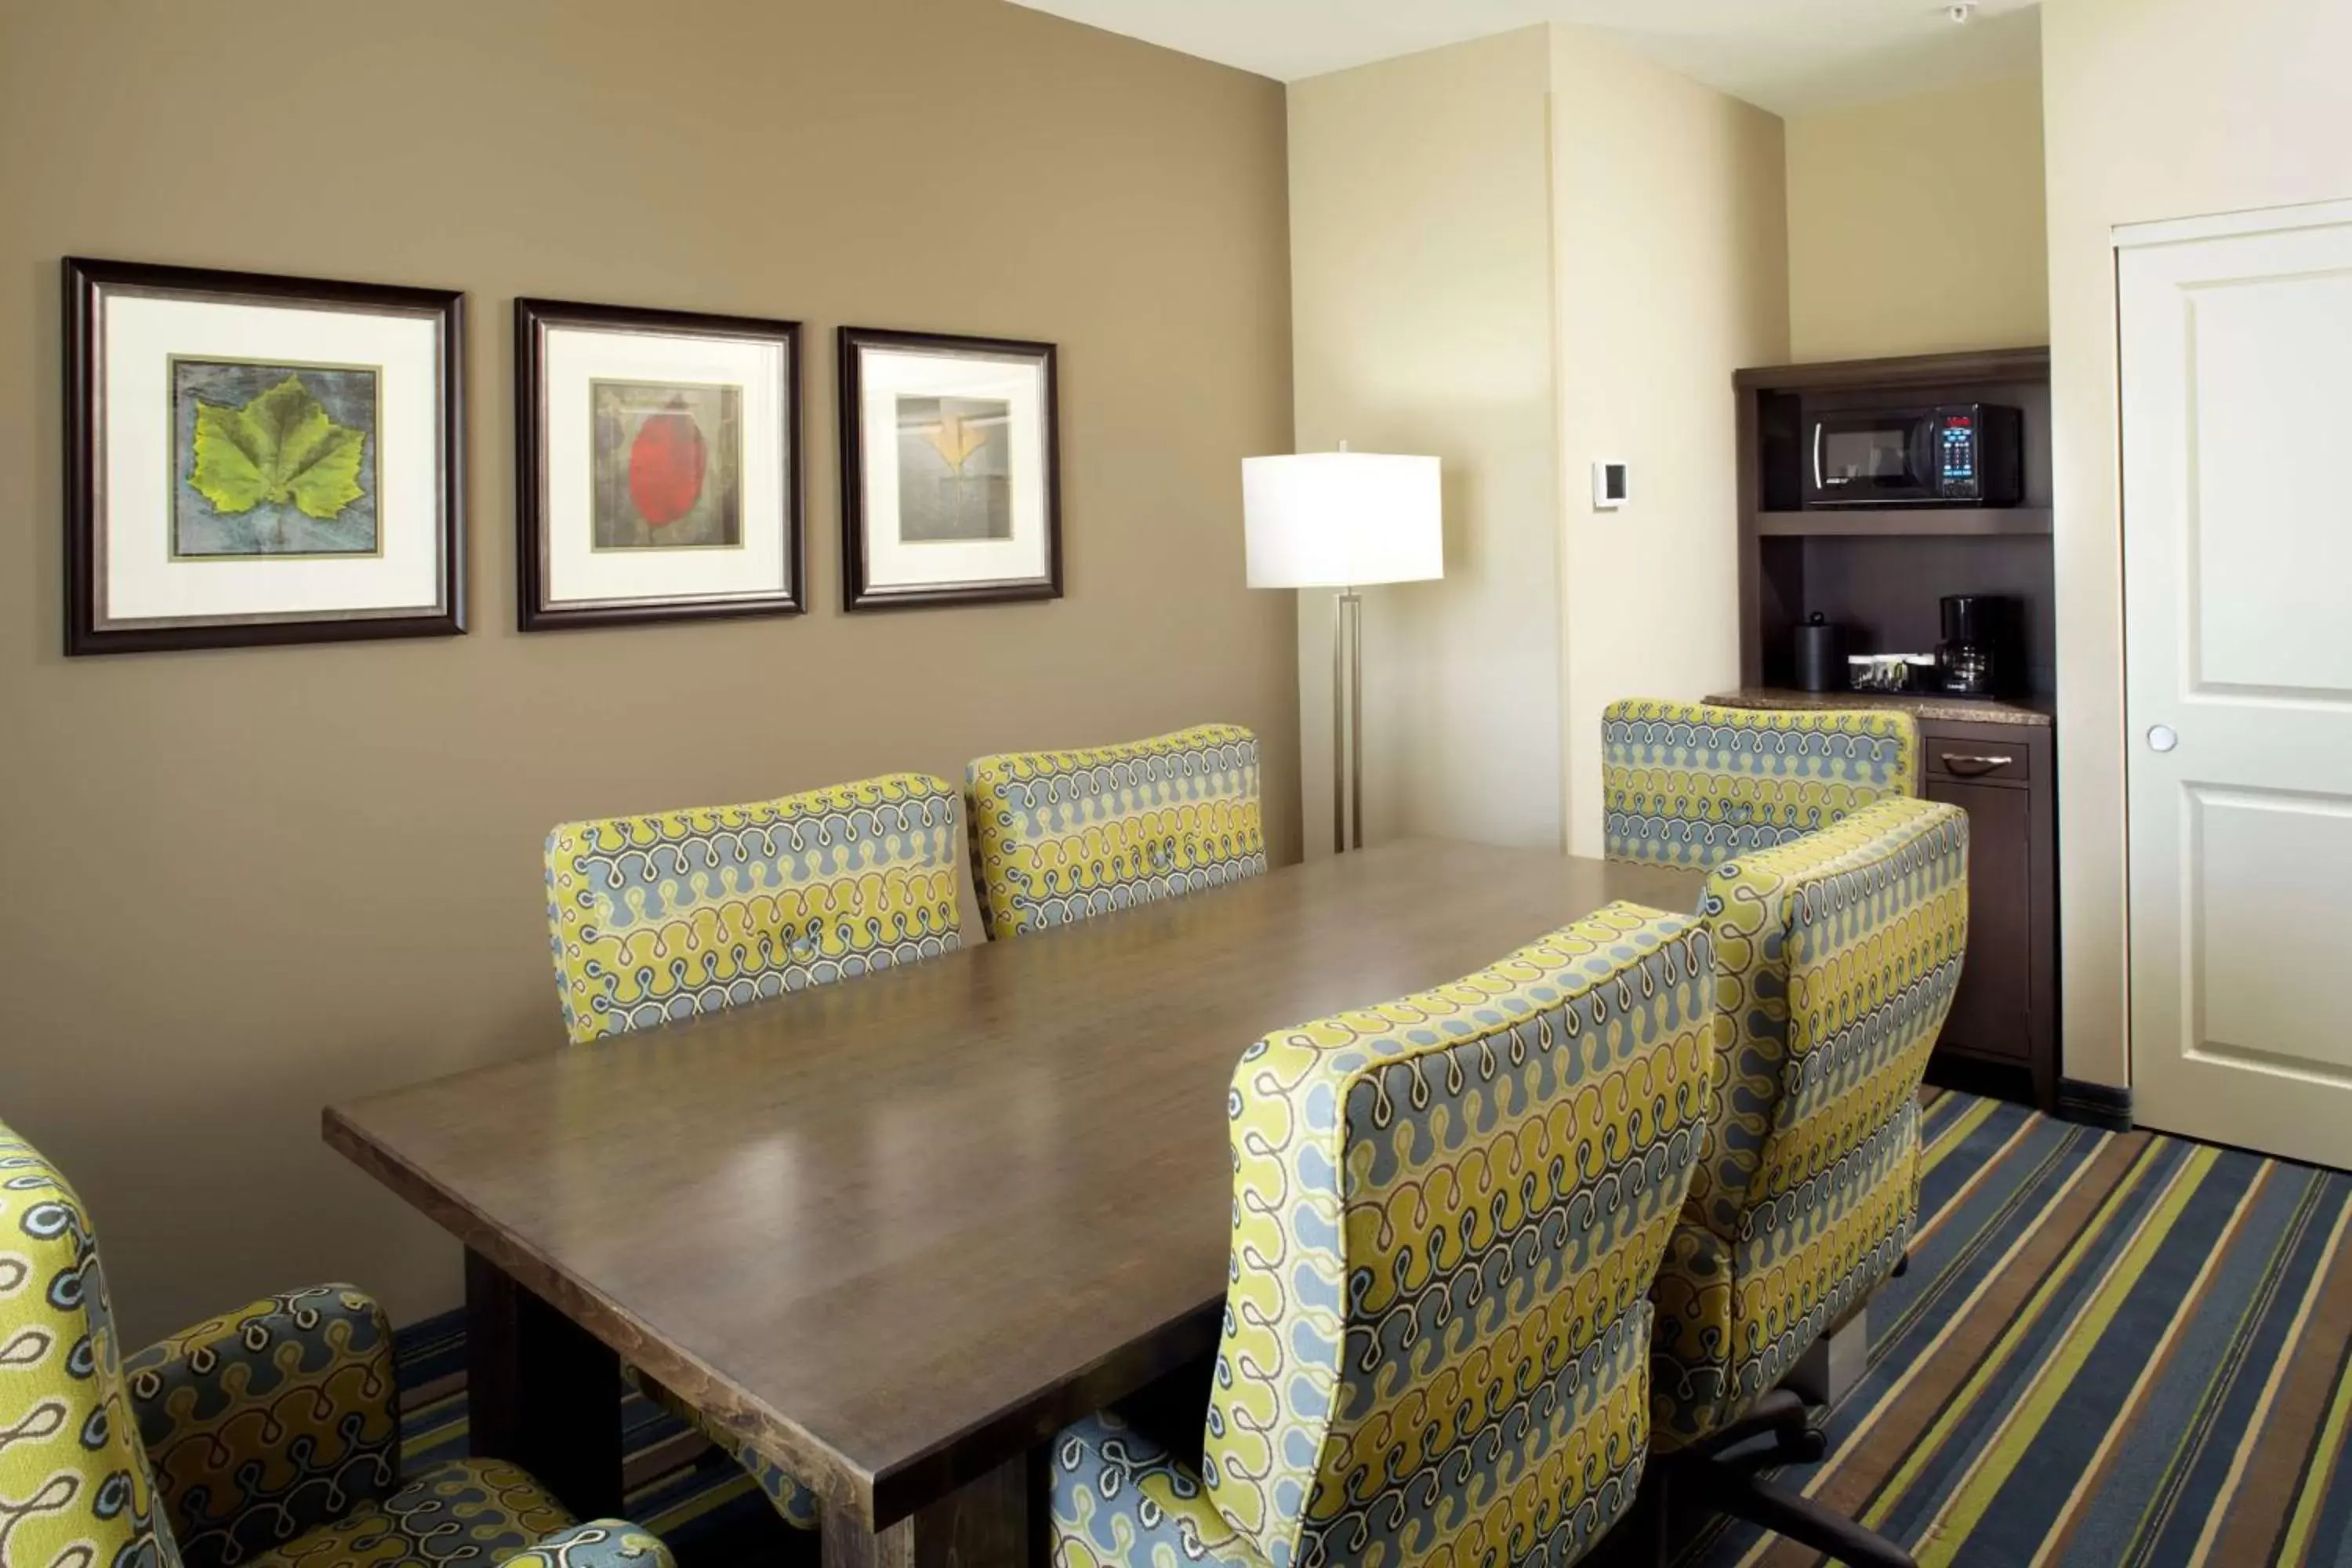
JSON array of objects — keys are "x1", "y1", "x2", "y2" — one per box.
[{"x1": 1938, "y1": 594, "x2": 2016, "y2": 696}]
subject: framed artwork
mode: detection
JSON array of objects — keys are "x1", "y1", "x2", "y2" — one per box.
[
  {"x1": 838, "y1": 327, "x2": 1061, "y2": 610},
  {"x1": 516, "y1": 299, "x2": 803, "y2": 630},
  {"x1": 63, "y1": 257, "x2": 464, "y2": 655}
]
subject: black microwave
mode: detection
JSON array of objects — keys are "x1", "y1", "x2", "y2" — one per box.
[{"x1": 1805, "y1": 403, "x2": 2024, "y2": 508}]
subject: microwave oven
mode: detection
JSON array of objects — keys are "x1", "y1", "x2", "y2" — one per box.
[{"x1": 1804, "y1": 403, "x2": 2024, "y2": 508}]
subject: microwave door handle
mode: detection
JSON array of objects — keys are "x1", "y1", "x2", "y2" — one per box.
[{"x1": 1813, "y1": 422, "x2": 1825, "y2": 493}]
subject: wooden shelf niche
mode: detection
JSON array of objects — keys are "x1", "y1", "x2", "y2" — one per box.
[{"x1": 1734, "y1": 347, "x2": 2056, "y2": 695}]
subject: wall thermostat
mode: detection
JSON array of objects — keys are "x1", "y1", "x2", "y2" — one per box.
[{"x1": 1592, "y1": 460, "x2": 1629, "y2": 510}]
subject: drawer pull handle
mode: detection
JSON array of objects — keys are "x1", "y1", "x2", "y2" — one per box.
[{"x1": 1940, "y1": 753, "x2": 2015, "y2": 777}]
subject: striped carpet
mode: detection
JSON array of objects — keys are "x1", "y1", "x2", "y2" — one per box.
[
  {"x1": 1676, "y1": 1087, "x2": 2352, "y2": 1568},
  {"x1": 395, "y1": 1089, "x2": 2352, "y2": 1567}
]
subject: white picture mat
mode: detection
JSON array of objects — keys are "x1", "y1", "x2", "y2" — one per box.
[
  {"x1": 100, "y1": 291, "x2": 446, "y2": 625},
  {"x1": 542, "y1": 325, "x2": 789, "y2": 608},
  {"x1": 857, "y1": 347, "x2": 1050, "y2": 591}
]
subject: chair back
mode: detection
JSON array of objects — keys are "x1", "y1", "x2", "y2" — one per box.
[
  {"x1": 0, "y1": 1121, "x2": 182, "y2": 1568},
  {"x1": 1204, "y1": 904, "x2": 1715, "y2": 1568},
  {"x1": 1651, "y1": 796, "x2": 1968, "y2": 1448},
  {"x1": 965, "y1": 724, "x2": 1265, "y2": 941},
  {"x1": 1602, "y1": 699, "x2": 1917, "y2": 868},
  {"x1": 545, "y1": 773, "x2": 964, "y2": 1043}
]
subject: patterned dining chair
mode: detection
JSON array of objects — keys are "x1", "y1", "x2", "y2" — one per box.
[
  {"x1": 1049, "y1": 902, "x2": 1716, "y2": 1568},
  {"x1": 1647, "y1": 796, "x2": 1968, "y2": 1568},
  {"x1": 965, "y1": 724, "x2": 1266, "y2": 941},
  {"x1": 1602, "y1": 699, "x2": 1918, "y2": 869},
  {"x1": 542, "y1": 771, "x2": 965, "y2": 1531},
  {"x1": 0, "y1": 1120, "x2": 670, "y2": 1568},
  {"x1": 544, "y1": 771, "x2": 965, "y2": 1045}
]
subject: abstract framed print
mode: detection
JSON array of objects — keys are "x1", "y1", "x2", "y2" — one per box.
[
  {"x1": 63, "y1": 257, "x2": 464, "y2": 655},
  {"x1": 838, "y1": 327, "x2": 1060, "y2": 611},
  {"x1": 516, "y1": 298, "x2": 802, "y2": 631}
]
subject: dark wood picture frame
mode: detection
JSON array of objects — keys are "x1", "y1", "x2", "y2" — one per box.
[
  {"x1": 838, "y1": 326, "x2": 1062, "y2": 612},
  {"x1": 515, "y1": 298, "x2": 804, "y2": 632},
  {"x1": 64, "y1": 256, "x2": 466, "y2": 656}
]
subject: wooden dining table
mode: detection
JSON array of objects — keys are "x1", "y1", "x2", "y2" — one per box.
[{"x1": 324, "y1": 838, "x2": 1707, "y2": 1568}]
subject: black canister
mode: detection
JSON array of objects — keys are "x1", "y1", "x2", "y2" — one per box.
[{"x1": 1794, "y1": 613, "x2": 1845, "y2": 692}]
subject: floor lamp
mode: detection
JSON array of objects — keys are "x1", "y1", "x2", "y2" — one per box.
[{"x1": 1243, "y1": 451, "x2": 1443, "y2": 855}]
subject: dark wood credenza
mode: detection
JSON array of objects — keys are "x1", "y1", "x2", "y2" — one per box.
[{"x1": 1707, "y1": 688, "x2": 2058, "y2": 1111}]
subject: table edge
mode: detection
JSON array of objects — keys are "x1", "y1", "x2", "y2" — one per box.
[{"x1": 323, "y1": 1105, "x2": 876, "y2": 1523}]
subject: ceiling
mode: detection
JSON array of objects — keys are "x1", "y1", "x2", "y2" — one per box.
[{"x1": 1006, "y1": 0, "x2": 2042, "y2": 114}]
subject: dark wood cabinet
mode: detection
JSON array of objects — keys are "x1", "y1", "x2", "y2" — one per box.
[
  {"x1": 1723, "y1": 346, "x2": 2063, "y2": 1116},
  {"x1": 1922, "y1": 719, "x2": 2057, "y2": 1109}
]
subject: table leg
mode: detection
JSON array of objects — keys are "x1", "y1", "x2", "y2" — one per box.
[
  {"x1": 820, "y1": 1452, "x2": 1031, "y2": 1568},
  {"x1": 465, "y1": 1247, "x2": 624, "y2": 1520}
]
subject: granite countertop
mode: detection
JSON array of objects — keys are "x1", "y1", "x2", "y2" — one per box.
[{"x1": 1704, "y1": 687, "x2": 2054, "y2": 728}]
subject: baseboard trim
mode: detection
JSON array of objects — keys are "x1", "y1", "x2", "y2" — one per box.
[{"x1": 2056, "y1": 1077, "x2": 2133, "y2": 1132}]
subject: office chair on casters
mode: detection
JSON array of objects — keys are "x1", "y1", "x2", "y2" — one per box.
[{"x1": 1644, "y1": 796, "x2": 1969, "y2": 1568}]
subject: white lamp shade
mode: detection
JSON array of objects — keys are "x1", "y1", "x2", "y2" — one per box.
[{"x1": 1243, "y1": 452, "x2": 1443, "y2": 588}]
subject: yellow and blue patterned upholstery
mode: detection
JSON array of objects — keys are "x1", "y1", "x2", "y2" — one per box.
[
  {"x1": 239, "y1": 1463, "x2": 666, "y2": 1568},
  {"x1": 125, "y1": 1286, "x2": 399, "y2": 1567},
  {"x1": 1, "y1": 1123, "x2": 180, "y2": 1568},
  {"x1": 543, "y1": 772, "x2": 964, "y2": 1044},
  {"x1": 1602, "y1": 699, "x2": 1918, "y2": 869},
  {"x1": 1649, "y1": 797, "x2": 1968, "y2": 1451},
  {"x1": 965, "y1": 724, "x2": 1266, "y2": 941},
  {"x1": 1051, "y1": 1410, "x2": 1267, "y2": 1568},
  {"x1": 1051, "y1": 904, "x2": 1716, "y2": 1568},
  {"x1": 0, "y1": 1121, "x2": 671, "y2": 1568}
]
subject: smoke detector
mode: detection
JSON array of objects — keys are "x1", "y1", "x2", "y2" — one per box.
[{"x1": 1947, "y1": 2, "x2": 1977, "y2": 20}]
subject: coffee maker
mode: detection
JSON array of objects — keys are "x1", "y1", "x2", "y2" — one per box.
[{"x1": 1937, "y1": 594, "x2": 2019, "y2": 696}]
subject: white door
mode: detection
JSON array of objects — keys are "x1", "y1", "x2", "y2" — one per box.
[{"x1": 2122, "y1": 198, "x2": 2352, "y2": 1168}]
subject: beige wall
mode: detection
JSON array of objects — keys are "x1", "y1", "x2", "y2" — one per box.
[
  {"x1": 1284, "y1": 26, "x2": 1787, "y2": 858},
  {"x1": 1286, "y1": 28, "x2": 1564, "y2": 853},
  {"x1": 1786, "y1": 75, "x2": 2049, "y2": 361},
  {"x1": 1552, "y1": 27, "x2": 1791, "y2": 855},
  {"x1": 2043, "y1": 0, "x2": 2352, "y2": 1088},
  {"x1": 0, "y1": 0, "x2": 1298, "y2": 1344}
]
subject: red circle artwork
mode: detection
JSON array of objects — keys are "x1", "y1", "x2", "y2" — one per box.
[{"x1": 628, "y1": 409, "x2": 707, "y2": 526}]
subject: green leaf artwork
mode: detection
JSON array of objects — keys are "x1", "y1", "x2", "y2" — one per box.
[{"x1": 191, "y1": 375, "x2": 367, "y2": 521}]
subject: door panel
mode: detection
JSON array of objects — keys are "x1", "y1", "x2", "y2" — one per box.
[
  {"x1": 2191, "y1": 786, "x2": 2352, "y2": 1081},
  {"x1": 2122, "y1": 201, "x2": 2352, "y2": 1168},
  {"x1": 2187, "y1": 273, "x2": 2352, "y2": 695}
]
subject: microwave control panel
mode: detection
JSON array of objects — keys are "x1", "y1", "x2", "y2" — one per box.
[{"x1": 1937, "y1": 408, "x2": 1982, "y2": 499}]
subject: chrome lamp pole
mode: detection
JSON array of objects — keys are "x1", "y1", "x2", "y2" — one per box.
[{"x1": 1334, "y1": 585, "x2": 1363, "y2": 853}]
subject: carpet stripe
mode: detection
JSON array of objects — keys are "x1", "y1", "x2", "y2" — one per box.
[
  {"x1": 1903, "y1": 1143, "x2": 2217, "y2": 1561},
  {"x1": 2278, "y1": 1325, "x2": 2352, "y2": 1567},
  {"x1": 2031, "y1": 1156, "x2": 2290, "y2": 1566},
  {"x1": 2186, "y1": 1176, "x2": 2351, "y2": 1565},
  {"x1": 2121, "y1": 1167, "x2": 2341, "y2": 1568},
  {"x1": 1858, "y1": 1136, "x2": 2185, "y2": 1540}
]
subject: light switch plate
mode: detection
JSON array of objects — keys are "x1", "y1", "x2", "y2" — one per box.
[{"x1": 1592, "y1": 460, "x2": 1628, "y2": 510}]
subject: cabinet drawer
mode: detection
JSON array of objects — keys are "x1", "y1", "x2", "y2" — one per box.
[
  {"x1": 1919, "y1": 718, "x2": 2045, "y2": 787},
  {"x1": 1928, "y1": 744, "x2": 2031, "y2": 784}
]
